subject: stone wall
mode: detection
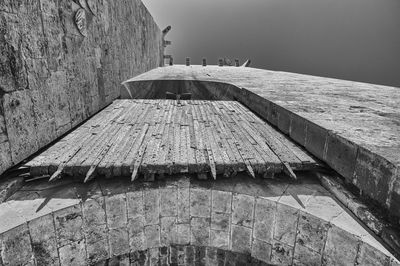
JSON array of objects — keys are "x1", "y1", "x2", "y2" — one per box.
[
  {"x1": 0, "y1": 0, "x2": 163, "y2": 175},
  {"x1": 0, "y1": 175, "x2": 398, "y2": 265}
]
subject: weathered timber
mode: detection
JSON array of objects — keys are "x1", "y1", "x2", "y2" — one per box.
[{"x1": 26, "y1": 99, "x2": 320, "y2": 181}]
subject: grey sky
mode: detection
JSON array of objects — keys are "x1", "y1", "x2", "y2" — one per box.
[{"x1": 142, "y1": 0, "x2": 400, "y2": 87}]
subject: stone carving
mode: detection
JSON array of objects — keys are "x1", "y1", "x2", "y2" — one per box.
[{"x1": 75, "y1": 8, "x2": 88, "y2": 37}]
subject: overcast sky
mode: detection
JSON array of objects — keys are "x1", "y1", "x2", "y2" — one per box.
[{"x1": 142, "y1": 0, "x2": 400, "y2": 87}]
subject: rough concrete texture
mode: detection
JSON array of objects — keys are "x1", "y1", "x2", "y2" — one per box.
[
  {"x1": 0, "y1": 173, "x2": 398, "y2": 265},
  {"x1": 0, "y1": 0, "x2": 163, "y2": 175},
  {"x1": 122, "y1": 65, "x2": 400, "y2": 221}
]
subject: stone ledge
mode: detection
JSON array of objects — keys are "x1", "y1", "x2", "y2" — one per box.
[{"x1": 121, "y1": 65, "x2": 400, "y2": 223}]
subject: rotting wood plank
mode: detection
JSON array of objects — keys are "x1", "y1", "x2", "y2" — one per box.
[{"x1": 27, "y1": 99, "x2": 323, "y2": 181}]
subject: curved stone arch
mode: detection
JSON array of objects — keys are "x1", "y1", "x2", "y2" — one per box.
[{"x1": 0, "y1": 177, "x2": 397, "y2": 265}]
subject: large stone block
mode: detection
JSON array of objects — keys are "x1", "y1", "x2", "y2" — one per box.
[
  {"x1": 293, "y1": 244, "x2": 322, "y2": 266},
  {"x1": 28, "y1": 214, "x2": 59, "y2": 265},
  {"x1": 58, "y1": 240, "x2": 86, "y2": 266},
  {"x1": 231, "y1": 193, "x2": 254, "y2": 228},
  {"x1": 322, "y1": 226, "x2": 359, "y2": 266},
  {"x1": 325, "y1": 133, "x2": 358, "y2": 180},
  {"x1": 296, "y1": 212, "x2": 329, "y2": 253},
  {"x1": 53, "y1": 204, "x2": 84, "y2": 247},
  {"x1": 290, "y1": 114, "x2": 307, "y2": 146},
  {"x1": 210, "y1": 229, "x2": 229, "y2": 249},
  {"x1": 274, "y1": 203, "x2": 299, "y2": 246},
  {"x1": 144, "y1": 189, "x2": 160, "y2": 225},
  {"x1": 190, "y1": 188, "x2": 211, "y2": 218},
  {"x1": 356, "y1": 242, "x2": 390, "y2": 266},
  {"x1": 253, "y1": 198, "x2": 275, "y2": 243},
  {"x1": 177, "y1": 186, "x2": 190, "y2": 223},
  {"x1": 0, "y1": 224, "x2": 33, "y2": 266},
  {"x1": 212, "y1": 190, "x2": 232, "y2": 213},
  {"x1": 270, "y1": 240, "x2": 294, "y2": 265},
  {"x1": 160, "y1": 187, "x2": 177, "y2": 217},
  {"x1": 109, "y1": 228, "x2": 129, "y2": 257},
  {"x1": 251, "y1": 239, "x2": 272, "y2": 263},
  {"x1": 353, "y1": 147, "x2": 397, "y2": 206},
  {"x1": 305, "y1": 121, "x2": 328, "y2": 160},
  {"x1": 105, "y1": 194, "x2": 127, "y2": 229},
  {"x1": 190, "y1": 217, "x2": 210, "y2": 246},
  {"x1": 230, "y1": 224, "x2": 252, "y2": 254},
  {"x1": 3, "y1": 90, "x2": 39, "y2": 164}
]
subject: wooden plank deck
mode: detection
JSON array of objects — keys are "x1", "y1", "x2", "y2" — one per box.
[{"x1": 27, "y1": 100, "x2": 321, "y2": 181}]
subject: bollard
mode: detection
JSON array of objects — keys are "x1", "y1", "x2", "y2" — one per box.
[
  {"x1": 235, "y1": 59, "x2": 239, "y2": 67},
  {"x1": 218, "y1": 58, "x2": 223, "y2": 66},
  {"x1": 186, "y1": 57, "x2": 190, "y2": 66},
  {"x1": 202, "y1": 58, "x2": 207, "y2": 66}
]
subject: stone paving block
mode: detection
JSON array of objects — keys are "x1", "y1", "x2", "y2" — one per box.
[
  {"x1": 126, "y1": 191, "x2": 144, "y2": 219},
  {"x1": 0, "y1": 224, "x2": 33, "y2": 266},
  {"x1": 305, "y1": 121, "x2": 328, "y2": 160},
  {"x1": 253, "y1": 198, "x2": 275, "y2": 243},
  {"x1": 177, "y1": 186, "x2": 190, "y2": 223},
  {"x1": 232, "y1": 193, "x2": 254, "y2": 228},
  {"x1": 191, "y1": 217, "x2": 210, "y2": 246},
  {"x1": 190, "y1": 188, "x2": 211, "y2": 217},
  {"x1": 28, "y1": 214, "x2": 59, "y2": 265},
  {"x1": 82, "y1": 197, "x2": 106, "y2": 227},
  {"x1": 212, "y1": 190, "x2": 232, "y2": 213},
  {"x1": 176, "y1": 223, "x2": 190, "y2": 245},
  {"x1": 293, "y1": 244, "x2": 322, "y2": 266},
  {"x1": 109, "y1": 228, "x2": 129, "y2": 257},
  {"x1": 185, "y1": 245, "x2": 195, "y2": 264},
  {"x1": 323, "y1": 226, "x2": 359, "y2": 266},
  {"x1": 325, "y1": 133, "x2": 358, "y2": 181},
  {"x1": 128, "y1": 216, "x2": 145, "y2": 251},
  {"x1": 230, "y1": 225, "x2": 252, "y2": 254},
  {"x1": 356, "y1": 242, "x2": 390, "y2": 266},
  {"x1": 252, "y1": 239, "x2": 272, "y2": 263},
  {"x1": 211, "y1": 211, "x2": 231, "y2": 231},
  {"x1": 194, "y1": 245, "x2": 207, "y2": 264},
  {"x1": 53, "y1": 204, "x2": 84, "y2": 247},
  {"x1": 58, "y1": 240, "x2": 86, "y2": 266},
  {"x1": 130, "y1": 250, "x2": 148, "y2": 265},
  {"x1": 271, "y1": 240, "x2": 294, "y2": 265},
  {"x1": 160, "y1": 187, "x2": 177, "y2": 217},
  {"x1": 274, "y1": 203, "x2": 299, "y2": 246},
  {"x1": 86, "y1": 238, "x2": 109, "y2": 265},
  {"x1": 177, "y1": 245, "x2": 186, "y2": 264},
  {"x1": 148, "y1": 247, "x2": 160, "y2": 265},
  {"x1": 210, "y1": 229, "x2": 229, "y2": 249},
  {"x1": 145, "y1": 224, "x2": 161, "y2": 249},
  {"x1": 296, "y1": 212, "x2": 329, "y2": 253},
  {"x1": 144, "y1": 189, "x2": 160, "y2": 225},
  {"x1": 160, "y1": 216, "x2": 177, "y2": 245},
  {"x1": 105, "y1": 194, "x2": 127, "y2": 229}
]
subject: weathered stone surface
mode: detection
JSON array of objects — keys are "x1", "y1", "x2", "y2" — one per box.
[
  {"x1": 356, "y1": 242, "x2": 390, "y2": 266},
  {"x1": 252, "y1": 239, "x2": 272, "y2": 263},
  {"x1": 232, "y1": 193, "x2": 254, "y2": 228},
  {"x1": 144, "y1": 189, "x2": 160, "y2": 225},
  {"x1": 0, "y1": 224, "x2": 33, "y2": 265},
  {"x1": 28, "y1": 214, "x2": 59, "y2": 265},
  {"x1": 296, "y1": 212, "x2": 329, "y2": 253},
  {"x1": 211, "y1": 212, "x2": 230, "y2": 231},
  {"x1": 105, "y1": 194, "x2": 127, "y2": 229},
  {"x1": 177, "y1": 186, "x2": 190, "y2": 223},
  {"x1": 109, "y1": 228, "x2": 129, "y2": 256},
  {"x1": 160, "y1": 217, "x2": 177, "y2": 245},
  {"x1": 128, "y1": 216, "x2": 145, "y2": 251},
  {"x1": 212, "y1": 190, "x2": 232, "y2": 213},
  {"x1": 160, "y1": 187, "x2": 177, "y2": 217},
  {"x1": 271, "y1": 241, "x2": 294, "y2": 265},
  {"x1": 53, "y1": 205, "x2": 84, "y2": 247},
  {"x1": 210, "y1": 229, "x2": 229, "y2": 249},
  {"x1": 274, "y1": 203, "x2": 299, "y2": 246},
  {"x1": 59, "y1": 240, "x2": 86, "y2": 266},
  {"x1": 176, "y1": 223, "x2": 190, "y2": 245},
  {"x1": 323, "y1": 226, "x2": 359, "y2": 266},
  {"x1": 145, "y1": 225, "x2": 161, "y2": 249},
  {"x1": 0, "y1": 0, "x2": 163, "y2": 175},
  {"x1": 190, "y1": 217, "x2": 210, "y2": 246},
  {"x1": 253, "y1": 198, "x2": 275, "y2": 243},
  {"x1": 293, "y1": 244, "x2": 322, "y2": 266},
  {"x1": 230, "y1": 225, "x2": 252, "y2": 253},
  {"x1": 190, "y1": 188, "x2": 211, "y2": 218}
]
